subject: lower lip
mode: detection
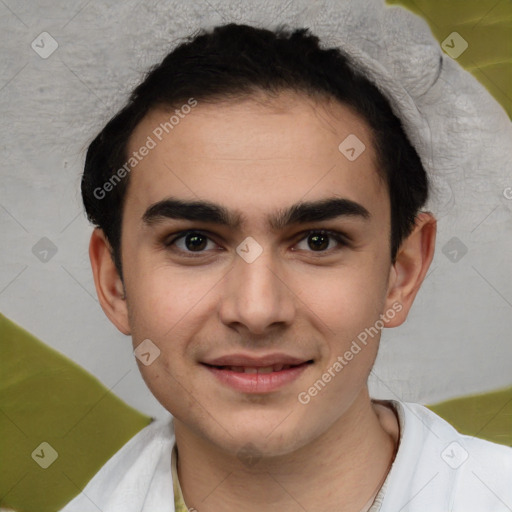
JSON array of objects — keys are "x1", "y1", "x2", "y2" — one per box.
[{"x1": 203, "y1": 363, "x2": 311, "y2": 393}]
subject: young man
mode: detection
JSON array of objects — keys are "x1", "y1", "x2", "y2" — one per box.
[{"x1": 63, "y1": 21, "x2": 512, "y2": 512}]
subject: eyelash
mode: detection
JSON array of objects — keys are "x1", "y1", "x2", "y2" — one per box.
[{"x1": 163, "y1": 229, "x2": 349, "y2": 257}]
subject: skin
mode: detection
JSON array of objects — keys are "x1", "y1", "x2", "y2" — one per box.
[{"x1": 89, "y1": 90, "x2": 436, "y2": 511}]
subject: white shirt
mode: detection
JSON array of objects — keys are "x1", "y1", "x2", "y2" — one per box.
[{"x1": 59, "y1": 400, "x2": 512, "y2": 512}]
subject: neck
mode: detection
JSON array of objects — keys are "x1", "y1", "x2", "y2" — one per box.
[{"x1": 174, "y1": 389, "x2": 399, "y2": 512}]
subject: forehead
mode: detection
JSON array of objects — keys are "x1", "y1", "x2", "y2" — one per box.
[{"x1": 123, "y1": 91, "x2": 387, "y2": 229}]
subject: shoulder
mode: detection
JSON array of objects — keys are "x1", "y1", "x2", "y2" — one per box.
[
  {"x1": 58, "y1": 416, "x2": 176, "y2": 512},
  {"x1": 380, "y1": 400, "x2": 512, "y2": 512}
]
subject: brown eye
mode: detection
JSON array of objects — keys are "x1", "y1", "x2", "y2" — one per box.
[
  {"x1": 164, "y1": 230, "x2": 216, "y2": 254},
  {"x1": 294, "y1": 230, "x2": 347, "y2": 254},
  {"x1": 182, "y1": 232, "x2": 208, "y2": 251},
  {"x1": 307, "y1": 232, "x2": 330, "y2": 251}
]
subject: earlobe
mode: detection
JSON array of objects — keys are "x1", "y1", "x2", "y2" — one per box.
[
  {"x1": 384, "y1": 212, "x2": 437, "y2": 327},
  {"x1": 89, "y1": 228, "x2": 131, "y2": 335}
]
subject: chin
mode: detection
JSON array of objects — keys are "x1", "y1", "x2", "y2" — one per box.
[{"x1": 206, "y1": 410, "x2": 312, "y2": 460}]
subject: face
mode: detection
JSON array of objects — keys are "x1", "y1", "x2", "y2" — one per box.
[{"x1": 116, "y1": 91, "x2": 399, "y2": 457}]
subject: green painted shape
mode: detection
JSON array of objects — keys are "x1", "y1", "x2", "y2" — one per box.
[
  {"x1": 387, "y1": 0, "x2": 512, "y2": 118},
  {"x1": 0, "y1": 312, "x2": 152, "y2": 511},
  {"x1": 427, "y1": 386, "x2": 512, "y2": 447}
]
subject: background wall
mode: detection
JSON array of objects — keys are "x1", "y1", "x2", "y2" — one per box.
[{"x1": 1, "y1": 0, "x2": 511, "y2": 420}]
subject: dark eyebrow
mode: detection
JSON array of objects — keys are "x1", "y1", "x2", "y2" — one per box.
[{"x1": 142, "y1": 196, "x2": 370, "y2": 230}]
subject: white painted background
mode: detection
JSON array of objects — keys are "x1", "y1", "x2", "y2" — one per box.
[{"x1": 1, "y1": 0, "x2": 511, "y2": 420}]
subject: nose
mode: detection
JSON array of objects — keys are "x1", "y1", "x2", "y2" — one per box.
[{"x1": 218, "y1": 241, "x2": 296, "y2": 336}]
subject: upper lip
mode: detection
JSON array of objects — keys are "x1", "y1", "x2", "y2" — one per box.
[{"x1": 202, "y1": 353, "x2": 312, "y2": 367}]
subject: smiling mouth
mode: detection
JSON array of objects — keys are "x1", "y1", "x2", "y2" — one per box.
[{"x1": 203, "y1": 361, "x2": 314, "y2": 373}]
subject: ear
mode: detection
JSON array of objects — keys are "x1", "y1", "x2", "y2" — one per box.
[
  {"x1": 89, "y1": 228, "x2": 131, "y2": 335},
  {"x1": 384, "y1": 212, "x2": 437, "y2": 327}
]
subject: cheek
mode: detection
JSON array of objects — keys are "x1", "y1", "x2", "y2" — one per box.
[
  {"x1": 305, "y1": 264, "x2": 387, "y2": 327},
  {"x1": 304, "y1": 264, "x2": 389, "y2": 374},
  {"x1": 135, "y1": 356, "x2": 200, "y2": 421},
  {"x1": 307, "y1": 276, "x2": 385, "y2": 403},
  {"x1": 125, "y1": 265, "x2": 219, "y2": 408},
  {"x1": 126, "y1": 262, "x2": 218, "y2": 339}
]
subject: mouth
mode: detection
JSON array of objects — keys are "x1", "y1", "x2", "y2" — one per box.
[
  {"x1": 201, "y1": 356, "x2": 314, "y2": 393},
  {"x1": 203, "y1": 362, "x2": 312, "y2": 373}
]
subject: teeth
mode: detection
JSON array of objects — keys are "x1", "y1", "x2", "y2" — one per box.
[{"x1": 224, "y1": 364, "x2": 296, "y2": 373}]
